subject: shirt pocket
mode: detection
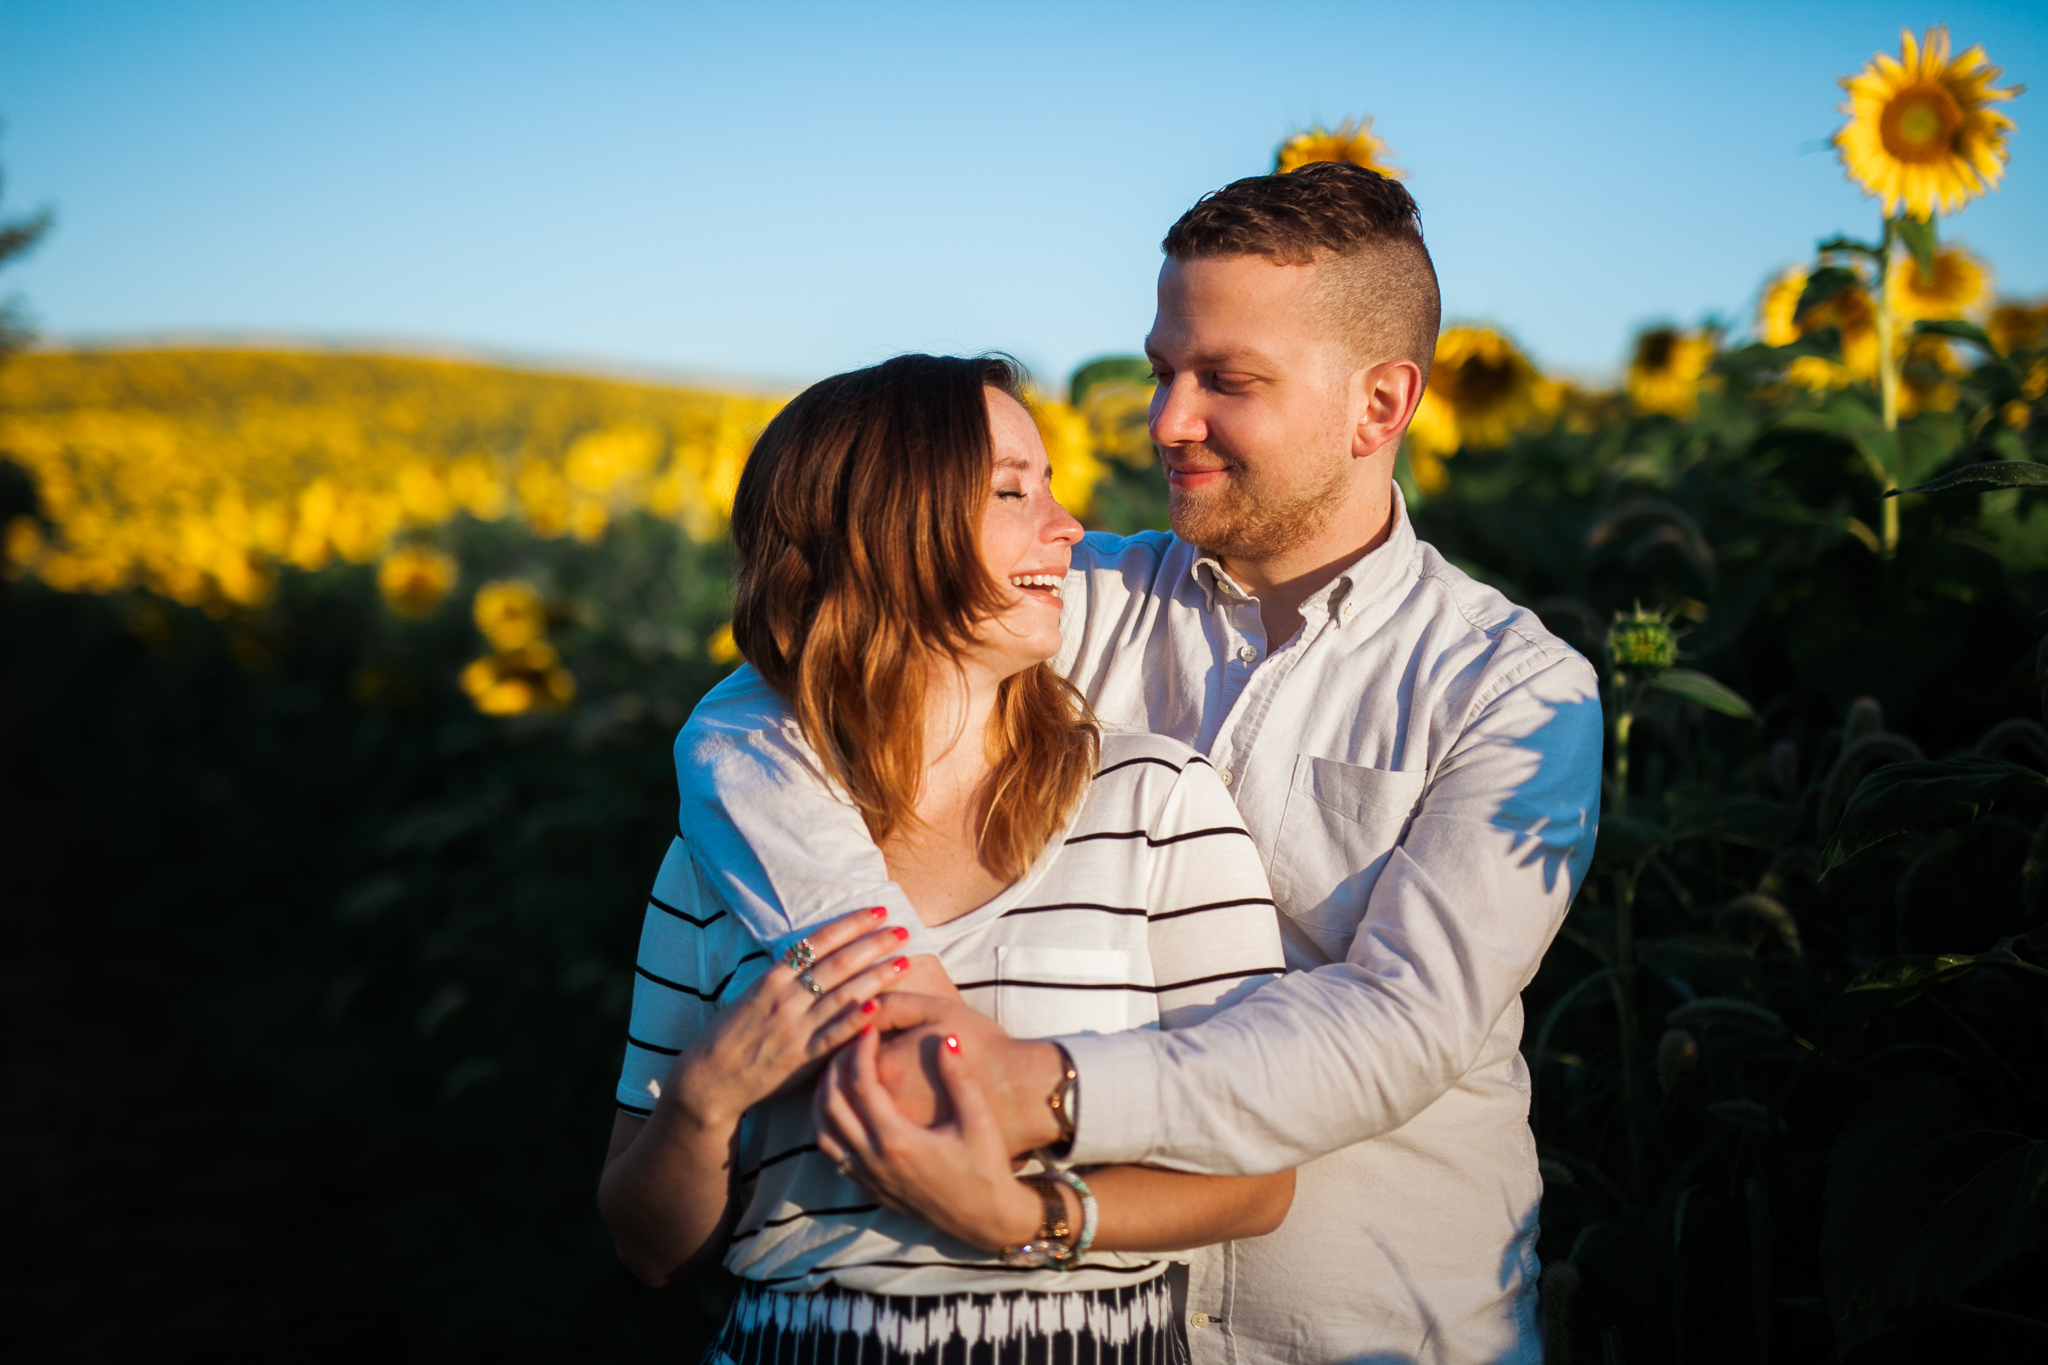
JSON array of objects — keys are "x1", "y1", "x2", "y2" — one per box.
[
  {"x1": 995, "y1": 946, "x2": 1141, "y2": 1039},
  {"x1": 1267, "y1": 757, "x2": 1427, "y2": 962}
]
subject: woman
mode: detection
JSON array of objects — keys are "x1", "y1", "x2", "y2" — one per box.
[{"x1": 598, "y1": 355, "x2": 1290, "y2": 1364}]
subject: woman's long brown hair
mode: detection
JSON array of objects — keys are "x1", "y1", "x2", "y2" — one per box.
[{"x1": 729, "y1": 354, "x2": 1097, "y2": 881}]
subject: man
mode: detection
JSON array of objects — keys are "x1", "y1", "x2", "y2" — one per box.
[{"x1": 669, "y1": 162, "x2": 1601, "y2": 1363}]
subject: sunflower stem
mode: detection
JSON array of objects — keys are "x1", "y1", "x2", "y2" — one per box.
[{"x1": 1876, "y1": 215, "x2": 1902, "y2": 556}]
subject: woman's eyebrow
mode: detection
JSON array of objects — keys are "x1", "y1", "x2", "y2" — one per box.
[{"x1": 992, "y1": 455, "x2": 1035, "y2": 474}]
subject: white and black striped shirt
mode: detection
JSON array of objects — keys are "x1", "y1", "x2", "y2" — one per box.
[{"x1": 616, "y1": 729, "x2": 1285, "y2": 1297}]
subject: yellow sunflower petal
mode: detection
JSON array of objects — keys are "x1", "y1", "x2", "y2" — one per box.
[
  {"x1": 1833, "y1": 26, "x2": 2021, "y2": 220},
  {"x1": 1276, "y1": 118, "x2": 1404, "y2": 178}
]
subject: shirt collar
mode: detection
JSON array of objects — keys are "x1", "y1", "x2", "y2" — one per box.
[{"x1": 1187, "y1": 483, "x2": 1416, "y2": 623}]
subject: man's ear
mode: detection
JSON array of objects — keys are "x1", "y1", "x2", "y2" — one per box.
[{"x1": 1351, "y1": 358, "x2": 1425, "y2": 461}]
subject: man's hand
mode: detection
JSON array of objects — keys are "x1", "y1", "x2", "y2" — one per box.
[{"x1": 817, "y1": 992, "x2": 1067, "y2": 1158}]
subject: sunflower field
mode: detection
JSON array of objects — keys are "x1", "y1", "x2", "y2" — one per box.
[{"x1": 5, "y1": 24, "x2": 2048, "y2": 1365}]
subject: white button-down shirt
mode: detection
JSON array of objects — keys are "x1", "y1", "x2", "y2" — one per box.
[{"x1": 673, "y1": 490, "x2": 1602, "y2": 1364}]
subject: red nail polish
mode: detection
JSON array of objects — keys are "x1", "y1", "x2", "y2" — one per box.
[
  {"x1": 892, "y1": 926, "x2": 909, "y2": 942},
  {"x1": 867, "y1": 906, "x2": 887, "y2": 920},
  {"x1": 944, "y1": 1034, "x2": 960, "y2": 1053},
  {"x1": 861, "y1": 999, "x2": 878, "y2": 1014},
  {"x1": 892, "y1": 957, "x2": 910, "y2": 973}
]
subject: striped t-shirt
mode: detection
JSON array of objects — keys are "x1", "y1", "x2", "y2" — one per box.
[{"x1": 615, "y1": 728, "x2": 1286, "y2": 1297}]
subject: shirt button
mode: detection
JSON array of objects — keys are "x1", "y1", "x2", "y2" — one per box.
[
  {"x1": 1190, "y1": 1312, "x2": 1211, "y2": 1330},
  {"x1": 1341, "y1": 601, "x2": 1357, "y2": 620},
  {"x1": 1217, "y1": 767, "x2": 1234, "y2": 787},
  {"x1": 1237, "y1": 644, "x2": 1257, "y2": 664}
]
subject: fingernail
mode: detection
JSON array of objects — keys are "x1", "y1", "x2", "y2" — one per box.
[
  {"x1": 892, "y1": 957, "x2": 910, "y2": 973},
  {"x1": 944, "y1": 1034, "x2": 960, "y2": 1053},
  {"x1": 867, "y1": 906, "x2": 887, "y2": 920},
  {"x1": 862, "y1": 1024, "x2": 874, "y2": 1035},
  {"x1": 891, "y1": 926, "x2": 909, "y2": 942},
  {"x1": 861, "y1": 1000, "x2": 878, "y2": 1014}
]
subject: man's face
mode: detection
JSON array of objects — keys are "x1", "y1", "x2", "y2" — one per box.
[{"x1": 1145, "y1": 254, "x2": 1358, "y2": 562}]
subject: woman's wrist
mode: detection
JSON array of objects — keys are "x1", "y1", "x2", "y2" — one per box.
[
  {"x1": 663, "y1": 1054, "x2": 748, "y2": 1134},
  {"x1": 965, "y1": 1175, "x2": 1052, "y2": 1253}
]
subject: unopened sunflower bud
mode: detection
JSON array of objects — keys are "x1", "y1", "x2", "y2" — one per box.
[
  {"x1": 1657, "y1": 1028, "x2": 1700, "y2": 1093},
  {"x1": 1606, "y1": 606, "x2": 1678, "y2": 672}
]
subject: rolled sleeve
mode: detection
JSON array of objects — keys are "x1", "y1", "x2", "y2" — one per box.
[
  {"x1": 1063, "y1": 654, "x2": 1602, "y2": 1173},
  {"x1": 675, "y1": 668, "x2": 940, "y2": 961}
]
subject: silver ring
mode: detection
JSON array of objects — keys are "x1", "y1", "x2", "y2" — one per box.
[
  {"x1": 781, "y1": 938, "x2": 816, "y2": 971},
  {"x1": 835, "y1": 1161, "x2": 853, "y2": 1178},
  {"x1": 798, "y1": 970, "x2": 823, "y2": 995}
]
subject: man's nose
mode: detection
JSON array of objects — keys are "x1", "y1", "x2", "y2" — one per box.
[{"x1": 1150, "y1": 376, "x2": 1205, "y2": 447}]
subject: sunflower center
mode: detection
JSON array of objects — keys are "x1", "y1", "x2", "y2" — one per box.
[
  {"x1": 1448, "y1": 358, "x2": 1517, "y2": 407},
  {"x1": 1636, "y1": 330, "x2": 1678, "y2": 372},
  {"x1": 1880, "y1": 85, "x2": 1964, "y2": 161}
]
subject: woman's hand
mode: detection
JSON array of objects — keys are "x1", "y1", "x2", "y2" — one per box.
[
  {"x1": 814, "y1": 1027, "x2": 1044, "y2": 1252},
  {"x1": 668, "y1": 907, "x2": 913, "y2": 1131}
]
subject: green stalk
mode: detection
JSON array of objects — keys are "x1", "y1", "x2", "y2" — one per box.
[
  {"x1": 1604, "y1": 672, "x2": 1647, "y2": 1188},
  {"x1": 1610, "y1": 673, "x2": 1633, "y2": 823},
  {"x1": 1875, "y1": 216, "x2": 1901, "y2": 556}
]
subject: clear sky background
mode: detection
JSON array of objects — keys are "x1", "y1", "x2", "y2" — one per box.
[{"x1": 1, "y1": 0, "x2": 2042, "y2": 391}]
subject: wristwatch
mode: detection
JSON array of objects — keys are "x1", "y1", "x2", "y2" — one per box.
[
  {"x1": 1046, "y1": 1045, "x2": 1080, "y2": 1155},
  {"x1": 999, "y1": 1174, "x2": 1074, "y2": 1269},
  {"x1": 998, "y1": 1160, "x2": 1097, "y2": 1271}
]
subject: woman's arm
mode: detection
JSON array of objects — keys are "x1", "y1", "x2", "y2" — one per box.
[
  {"x1": 598, "y1": 909, "x2": 910, "y2": 1285},
  {"x1": 816, "y1": 1028, "x2": 1293, "y2": 1255}
]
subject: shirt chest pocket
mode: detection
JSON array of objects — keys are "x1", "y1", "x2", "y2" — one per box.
[
  {"x1": 1268, "y1": 757, "x2": 1428, "y2": 962},
  {"x1": 994, "y1": 946, "x2": 1145, "y2": 1040}
]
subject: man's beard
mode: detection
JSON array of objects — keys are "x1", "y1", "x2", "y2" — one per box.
[{"x1": 1168, "y1": 443, "x2": 1349, "y2": 562}]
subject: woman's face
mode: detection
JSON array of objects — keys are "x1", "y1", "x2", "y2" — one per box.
[{"x1": 970, "y1": 389, "x2": 1084, "y2": 679}]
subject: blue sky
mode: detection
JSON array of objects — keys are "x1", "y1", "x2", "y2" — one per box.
[{"x1": 1, "y1": 0, "x2": 2042, "y2": 390}]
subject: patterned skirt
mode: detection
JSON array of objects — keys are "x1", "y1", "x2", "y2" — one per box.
[{"x1": 706, "y1": 1277, "x2": 1188, "y2": 1365}]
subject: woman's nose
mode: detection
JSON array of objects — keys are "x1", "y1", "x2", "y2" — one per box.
[{"x1": 1045, "y1": 499, "x2": 1084, "y2": 545}]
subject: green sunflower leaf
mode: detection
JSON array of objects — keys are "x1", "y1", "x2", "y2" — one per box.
[
  {"x1": 1645, "y1": 668, "x2": 1756, "y2": 718},
  {"x1": 1823, "y1": 1075, "x2": 2048, "y2": 1350},
  {"x1": 1887, "y1": 461, "x2": 2048, "y2": 496},
  {"x1": 1911, "y1": 318, "x2": 1997, "y2": 352},
  {"x1": 1820, "y1": 756, "x2": 2048, "y2": 875},
  {"x1": 1894, "y1": 215, "x2": 1939, "y2": 277}
]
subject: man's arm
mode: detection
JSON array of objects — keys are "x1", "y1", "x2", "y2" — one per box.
[
  {"x1": 1059, "y1": 654, "x2": 1602, "y2": 1173},
  {"x1": 868, "y1": 654, "x2": 1603, "y2": 1170},
  {"x1": 675, "y1": 667, "x2": 942, "y2": 964}
]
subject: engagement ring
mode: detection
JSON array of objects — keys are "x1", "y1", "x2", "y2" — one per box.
[{"x1": 781, "y1": 938, "x2": 816, "y2": 971}]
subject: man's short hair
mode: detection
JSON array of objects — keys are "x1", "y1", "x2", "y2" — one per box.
[{"x1": 1162, "y1": 161, "x2": 1441, "y2": 381}]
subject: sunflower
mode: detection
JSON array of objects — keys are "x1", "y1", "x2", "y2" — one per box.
[
  {"x1": 472, "y1": 578, "x2": 548, "y2": 652},
  {"x1": 1758, "y1": 265, "x2": 1880, "y2": 388},
  {"x1": 1887, "y1": 245, "x2": 1993, "y2": 321},
  {"x1": 1079, "y1": 380, "x2": 1157, "y2": 469},
  {"x1": 459, "y1": 642, "x2": 576, "y2": 716},
  {"x1": 1834, "y1": 26, "x2": 2020, "y2": 220},
  {"x1": 376, "y1": 546, "x2": 457, "y2": 618},
  {"x1": 1897, "y1": 334, "x2": 1966, "y2": 416},
  {"x1": 1626, "y1": 328, "x2": 1718, "y2": 419},
  {"x1": 1276, "y1": 118, "x2": 1403, "y2": 177},
  {"x1": 1428, "y1": 326, "x2": 1549, "y2": 448},
  {"x1": 1987, "y1": 298, "x2": 2048, "y2": 355},
  {"x1": 1402, "y1": 389, "x2": 1458, "y2": 494}
]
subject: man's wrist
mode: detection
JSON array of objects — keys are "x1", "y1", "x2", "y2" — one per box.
[{"x1": 994, "y1": 1039, "x2": 1068, "y2": 1153}]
